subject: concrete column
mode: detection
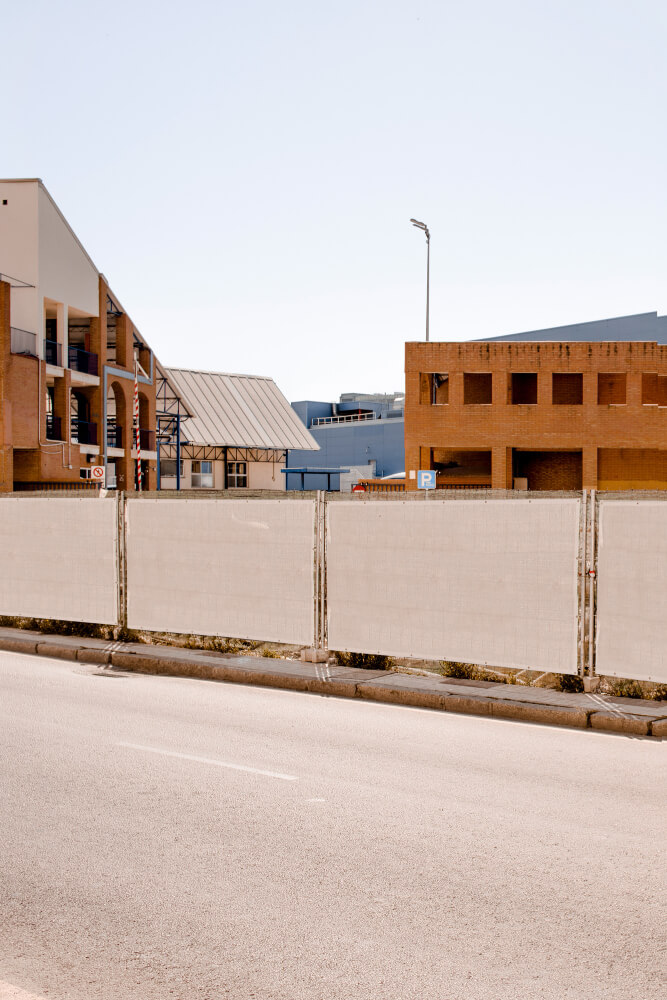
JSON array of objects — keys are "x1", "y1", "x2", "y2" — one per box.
[
  {"x1": 57, "y1": 302, "x2": 67, "y2": 361},
  {"x1": 582, "y1": 373, "x2": 597, "y2": 407},
  {"x1": 53, "y1": 371, "x2": 71, "y2": 442},
  {"x1": 492, "y1": 447, "x2": 512, "y2": 489},
  {"x1": 0, "y1": 280, "x2": 11, "y2": 491},
  {"x1": 537, "y1": 371, "x2": 551, "y2": 406},
  {"x1": 115, "y1": 312, "x2": 132, "y2": 369},
  {"x1": 626, "y1": 372, "x2": 642, "y2": 407},
  {"x1": 448, "y1": 372, "x2": 464, "y2": 407},
  {"x1": 583, "y1": 447, "x2": 597, "y2": 490},
  {"x1": 492, "y1": 371, "x2": 508, "y2": 408}
]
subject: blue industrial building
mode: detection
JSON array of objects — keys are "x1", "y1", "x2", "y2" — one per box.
[{"x1": 285, "y1": 392, "x2": 405, "y2": 491}]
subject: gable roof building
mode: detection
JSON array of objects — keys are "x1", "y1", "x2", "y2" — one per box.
[{"x1": 159, "y1": 368, "x2": 318, "y2": 490}]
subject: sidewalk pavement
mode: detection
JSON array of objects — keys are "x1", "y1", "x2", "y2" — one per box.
[{"x1": 0, "y1": 626, "x2": 665, "y2": 739}]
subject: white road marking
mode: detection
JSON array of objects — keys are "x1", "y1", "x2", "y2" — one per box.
[
  {"x1": 306, "y1": 797, "x2": 326, "y2": 802},
  {"x1": 117, "y1": 742, "x2": 298, "y2": 781},
  {"x1": 0, "y1": 982, "x2": 48, "y2": 1000}
]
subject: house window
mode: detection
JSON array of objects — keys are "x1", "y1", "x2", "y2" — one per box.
[
  {"x1": 227, "y1": 461, "x2": 247, "y2": 488},
  {"x1": 419, "y1": 372, "x2": 449, "y2": 405},
  {"x1": 598, "y1": 373, "x2": 626, "y2": 405},
  {"x1": 552, "y1": 373, "x2": 583, "y2": 405},
  {"x1": 510, "y1": 372, "x2": 537, "y2": 405},
  {"x1": 160, "y1": 459, "x2": 184, "y2": 478},
  {"x1": 463, "y1": 372, "x2": 492, "y2": 404},
  {"x1": 191, "y1": 460, "x2": 214, "y2": 488}
]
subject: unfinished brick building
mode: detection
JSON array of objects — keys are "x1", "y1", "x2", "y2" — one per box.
[
  {"x1": 0, "y1": 179, "x2": 164, "y2": 492},
  {"x1": 405, "y1": 313, "x2": 667, "y2": 491}
]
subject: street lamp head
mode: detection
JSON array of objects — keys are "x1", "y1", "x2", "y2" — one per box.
[{"x1": 410, "y1": 218, "x2": 430, "y2": 239}]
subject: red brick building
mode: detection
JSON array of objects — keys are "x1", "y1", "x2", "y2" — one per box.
[
  {"x1": 404, "y1": 313, "x2": 667, "y2": 491},
  {"x1": 0, "y1": 179, "x2": 162, "y2": 492}
]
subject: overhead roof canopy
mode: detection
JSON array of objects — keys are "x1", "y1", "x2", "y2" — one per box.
[{"x1": 166, "y1": 368, "x2": 319, "y2": 451}]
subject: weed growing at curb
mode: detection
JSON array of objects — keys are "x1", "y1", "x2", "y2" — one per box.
[
  {"x1": 555, "y1": 674, "x2": 584, "y2": 694},
  {"x1": 439, "y1": 660, "x2": 515, "y2": 684},
  {"x1": 334, "y1": 651, "x2": 392, "y2": 670}
]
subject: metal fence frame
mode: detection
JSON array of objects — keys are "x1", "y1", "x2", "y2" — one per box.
[{"x1": 3, "y1": 487, "x2": 666, "y2": 682}]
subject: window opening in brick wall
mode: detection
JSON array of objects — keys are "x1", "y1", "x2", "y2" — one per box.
[
  {"x1": 552, "y1": 373, "x2": 583, "y2": 405},
  {"x1": 463, "y1": 372, "x2": 492, "y2": 404},
  {"x1": 432, "y1": 449, "x2": 492, "y2": 486},
  {"x1": 513, "y1": 450, "x2": 582, "y2": 491},
  {"x1": 191, "y1": 460, "x2": 213, "y2": 488},
  {"x1": 227, "y1": 461, "x2": 247, "y2": 488},
  {"x1": 598, "y1": 372, "x2": 626, "y2": 404},
  {"x1": 641, "y1": 373, "x2": 667, "y2": 406},
  {"x1": 419, "y1": 372, "x2": 448, "y2": 404},
  {"x1": 510, "y1": 372, "x2": 537, "y2": 404},
  {"x1": 598, "y1": 448, "x2": 667, "y2": 488}
]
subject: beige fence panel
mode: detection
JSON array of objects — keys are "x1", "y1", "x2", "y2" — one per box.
[
  {"x1": 126, "y1": 498, "x2": 316, "y2": 645},
  {"x1": 0, "y1": 497, "x2": 119, "y2": 625},
  {"x1": 596, "y1": 501, "x2": 667, "y2": 683},
  {"x1": 326, "y1": 499, "x2": 580, "y2": 672}
]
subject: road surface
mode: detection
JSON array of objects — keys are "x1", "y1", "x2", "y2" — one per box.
[{"x1": 0, "y1": 650, "x2": 665, "y2": 1000}]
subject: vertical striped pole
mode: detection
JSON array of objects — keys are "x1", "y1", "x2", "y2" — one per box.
[{"x1": 134, "y1": 360, "x2": 142, "y2": 491}]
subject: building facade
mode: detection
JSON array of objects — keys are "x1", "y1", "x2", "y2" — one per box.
[
  {"x1": 0, "y1": 179, "x2": 161, "y2": 492},
  {"x1": 405, "y1": 313, "x2": 667, "y2": 492},
  {"x1": 286, "y1": 392, "x2": 404, "y2": 490},
  {"x1": 159, "y1": 368, "x2": 318, "y2": 490}
]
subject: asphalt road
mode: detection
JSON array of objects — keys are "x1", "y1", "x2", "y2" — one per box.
[{"x1": 0, "y1": 651, "x2": 665, "y2": 1000}]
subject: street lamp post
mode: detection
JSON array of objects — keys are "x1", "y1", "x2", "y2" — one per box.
[{"x1": 410, "y1": 218, "x2": 430, "y2": 342}]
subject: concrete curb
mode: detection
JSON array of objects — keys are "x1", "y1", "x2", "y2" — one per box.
[{"x1": 1, "y1": 631, "x2": 665, "y2": 739}]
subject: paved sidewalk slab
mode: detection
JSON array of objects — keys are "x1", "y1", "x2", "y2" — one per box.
[{"x1": 0, "y1": 627, "x2": 664, "y2": 738}]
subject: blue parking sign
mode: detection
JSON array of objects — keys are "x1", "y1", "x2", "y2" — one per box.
[{"x1": 418, "y1": 469, "x2": 436, "y2": 490}]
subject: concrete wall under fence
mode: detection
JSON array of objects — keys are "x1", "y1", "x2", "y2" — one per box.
[
  {"x1": 0, "y1": 497, "x2": 119, "y2": 624},
  {"x1": 596, "y1": 501, "x2": 667, "y2": 683},
  {"x1": 326, "y1": 499, "x2": 581, "y2": 673},
  {"x1": 126, "y1": 498, "x2": 316, "y2": 645}
]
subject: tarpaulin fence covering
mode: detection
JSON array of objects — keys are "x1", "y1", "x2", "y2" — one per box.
[
  {"x1": 125, "y1": 498, "x2": 317, "y2": 645},
  {"x1": 0, "y1": 497, "x2": 119, "y2": 625},
  {"x1": 326, "y1": 499, "x2": 581, "y2": 673},
  {"x1": 595, "y1": 501, "x2": 667, "y2": 683}
]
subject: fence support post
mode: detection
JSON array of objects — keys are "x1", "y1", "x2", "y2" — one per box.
[
  {"x1": 583, "y1": 489, "x2": 600, "y2": 691},
  {"x1": 579, "y1": 490, "x2": 588, "y2": 676},
  {"x1": 117, "y1": 490, "x2": 128, "y2": 634},
  {"x1": 302, "y1": 490, "x2": 328, "y2": 663}
]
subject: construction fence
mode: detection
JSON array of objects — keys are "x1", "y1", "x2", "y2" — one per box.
[{"x1": 0, "y1": 490, "x2": 665, "y2": 684}]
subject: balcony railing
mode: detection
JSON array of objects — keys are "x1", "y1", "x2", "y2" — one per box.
[
  {"x1": 312, "y1": 412, "x2": 379, "y2": 426},
  {"x1": 68, "y1": 346, "x2": 99, "y2": 376},
  {"x1": 71, "y1": 418, "x2": 98, "y2": 446},
  {"x1": 107, "y1": 423, "x2": 123, "y2": 448},
  {"x1": 45, "y1": 339, "x2": 62, "y2": 366},
  {"x1": 46, "y1": 414, "x2": 63, "y2": 441},
  {"x1": 10, "y1": 327, "x2": 38, "y2": 357}
]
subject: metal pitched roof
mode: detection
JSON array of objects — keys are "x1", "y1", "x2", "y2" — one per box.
[
  {"x1": 474, "y1": 312, "x2": 667, "y2": 344},
  {"x1": 165, "y1": 368, "x2": 319, "y2": 451}
]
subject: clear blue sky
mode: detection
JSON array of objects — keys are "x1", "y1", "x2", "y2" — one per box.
[{"x1": 3, "y1": 0, "x2": 666, "y2": 401}]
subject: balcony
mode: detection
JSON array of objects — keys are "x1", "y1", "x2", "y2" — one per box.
[
  {"x1": 10, "y1": 328, "x2": 38, "y2": 358},
  {"x1": 107, "y1": 423, "x2": 123, "y2": 448},
  {"x1": 68, "y1": 346, "x2": 99, "y2": 376},
  {"x1": 45, "y1": 339, "x2": 62, "y2": 367},
  {"x1": 46, "y1": 415, "x2": 63, "y2": 441},
  {"x1": 71, "y1": 418, "x2": 98, "y2": 446}
]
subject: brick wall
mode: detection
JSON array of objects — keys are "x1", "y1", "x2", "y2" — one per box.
[{"x1": 405, "y1": 340, "x2": 667, "y2": 491}]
